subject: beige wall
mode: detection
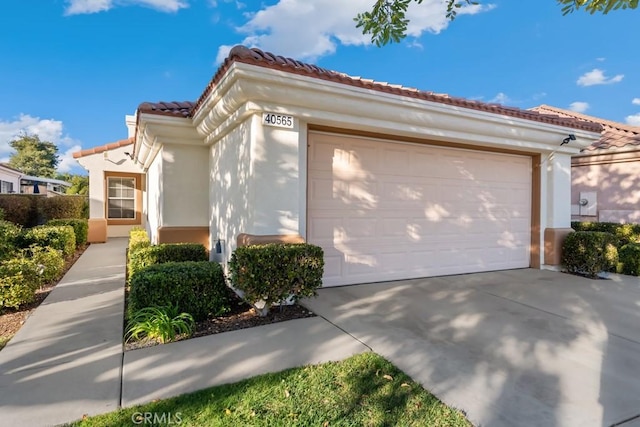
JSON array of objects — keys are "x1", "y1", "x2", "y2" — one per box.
[{"x1": 572, "y1": 150, "x2": 640, "y2": 223}]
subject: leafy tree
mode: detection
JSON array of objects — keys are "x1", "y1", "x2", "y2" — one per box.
[
  {"x1": 54, "y1": 173, "x2": 89, "y2": 195},
  {"x1": 8, "y1": 134, "x2": 59, "y2": 178},
  {"x1": 356, "y1": 0, "x2": 638, "y2": 46}
]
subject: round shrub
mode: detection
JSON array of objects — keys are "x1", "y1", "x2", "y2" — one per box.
[
  {"x1": 28, "y1": 246, "x2": 65, "y2": 285},
  {"x1": 18, "y1": 225, "x2": 76, "y2": 258},
  {"x1": 562, "y1": 231, "x2": 618, "y2": 278},
  {"x1": 128, "y1": 243, "x2": 208, "y2": 282},
  {"x1": 229, "y1": 243, "x2": 324, "y2": 316},
  {"x1": 128, "y1": 261, "x2": 229, "y2": 321},
  {"x1": 0, "y1": 220, "x2": 21, "y2": 261},
  {"x1": 618, "y1": 243, "x2": 640, "y2": 276},
  {"x1": 0, "y1": 256, "x2": 40, "y2": 309},
  {"x1": 47, "y1": 219, "x2": 88, "y2": 248}
]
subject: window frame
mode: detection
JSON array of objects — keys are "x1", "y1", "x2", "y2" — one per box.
[{"x1": 106, "y1": 176, "x2": 136, "y2": 220}]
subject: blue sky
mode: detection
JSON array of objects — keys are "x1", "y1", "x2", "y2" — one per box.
[{"x1": 0, "y1": 0, "x2": 638, "y2": 175}]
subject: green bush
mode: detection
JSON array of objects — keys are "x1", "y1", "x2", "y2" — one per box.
[
  {"x1": 562, "y1": 231, "x2": 619, "y2": 278},
  {"x1": 18, "y1": 225, "x2": 76, "y2": 258},
  {"x1": 0, "y1": 220, "x2": 21, "y2": 261},
  {"x1": 618, "y1": 243, "x2": 640, "y2": 276},
  {"x1": 229, "y1": 243, "x2": 324, "y2": 316},
  {"x1": 128, "y1": 243, "x2": 208, "y2": 282},
  {"x1": 0, "y1": 207, "x2": 4, "y2": 220},
  {"x1": 0, "y1": 195, "x2": 39, "y2": 227},
  {"x1": 28, "y1": 246, "x2": 65, "y2": 285},
  {"x1": 128, "y1": 227, "x2": 151, "y2": 257},
  {"x1": 39, "y1": 196, "x2": 86, "y2": 221},
  {"x1": 128, "y1": 261, "x2": 229, "y2": 321},
  {"x1": 0, "y1": 256, "x2": 40, "y2": 309},
  {"x1": 47, "y1": 218, "x2": 88, "y2": 248},
  {"x1": 571, "y1": 221, "x2": 640, "y2": 247}
]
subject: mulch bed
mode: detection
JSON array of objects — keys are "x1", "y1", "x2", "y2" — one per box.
[{"x1": 125, "y1": 293, "x2": 316, "y2": 351}]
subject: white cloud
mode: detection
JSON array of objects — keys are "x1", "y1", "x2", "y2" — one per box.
[
  {"x1": 65, "y1": 0, "x2": 188, "y2": 15},
  {"x1": 569, "y1": 101, "x2": 589, "y2": 113},
  {"x1": 489, "y1": 92, "x2": 510, "y2": 104},
  {"x1": 216, "y1": 0, "x2": 495, "y2": 63},
  {"x1": 632, "y1": 98, "x2": 640, "y2": 106},
  {"x1": 0, "y1": 114, "x2": 80, "y2": 172},
  {"x1": 626, "y1": 113, "x2": 640, "y2": 126},
  {"x1": 577, "y1": 68, "x2": 624, "y2": 87}
]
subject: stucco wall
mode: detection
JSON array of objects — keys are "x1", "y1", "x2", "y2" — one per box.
[
  {"x1": 161, "y1": 144, "x2": 209, "y2": 227},
  {"x1": 146, "y1": 148, "x2": 163, "y2": 244},
  {"x1": 572, "y1": 156, "x2": 640, "y2": 223},
  {"x1": 0, "y1": 167, "x2": 21, "y2": 193},
  {"x1": 76, "y1": 145, "x2": 142, "y2": 220},
  {"x1": 210, "y1": 117, "x2": 253, "y2": 262}
]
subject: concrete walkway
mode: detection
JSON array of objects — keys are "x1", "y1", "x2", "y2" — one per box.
[
  {"x1": 302, "y1": 269, "x2": 640, "y2": 427},
  {"x1": 0, "y1": 238, "x2": 368, "y2": 427}
]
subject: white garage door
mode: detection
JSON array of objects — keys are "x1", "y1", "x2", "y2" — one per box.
[{"x1": 307, "y1": 132, "x2": 532, "y2": 287}]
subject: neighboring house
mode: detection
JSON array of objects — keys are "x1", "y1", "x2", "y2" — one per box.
[
  {"x1": 20, "y1": 175, "x2": 72, "y2": 196},
  {"x1": 532, "y1": 105, "x2": 640, "y2": 223},
  {"x1": 75, "y1": 46, "x2": 602, "y2": 287},
  {"x1": 0, "y1": 163, "x2": 22, "y2": 194}
]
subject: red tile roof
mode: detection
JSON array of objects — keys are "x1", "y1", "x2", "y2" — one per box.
[
  {"x1": 137, "y1": 101, "x2": 195, "y2": 118},
  {"x1": 135, "y1": 46, "x2": 602, "y2": 134},
  {"x1": 531, "y1": 105, "x2": 640, "y2": 152},
  {"x1": 72, "y1": 137, "x2": 134, "y2": 159}
]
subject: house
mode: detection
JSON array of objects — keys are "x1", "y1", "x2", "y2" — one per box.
[
  {"x1": 532, "y1": 105, "x2": 640, "y2": 223},
  {"x1": 74, "y1": 46, "x2": 602, "y2": 287},
  {"x1": 19, "y1": 175, "x2": 71, "y2": 196},
  {"x1": 0, "y1": 163, "x2": 22, "y2": 194}
]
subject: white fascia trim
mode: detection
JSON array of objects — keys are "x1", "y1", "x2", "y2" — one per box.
[
  {"x1": 135, "y1": 113, "x2": 203, "y2": 171},
  {"x1": 194, "y1": 62, "x2": 601, "y2": 153}
]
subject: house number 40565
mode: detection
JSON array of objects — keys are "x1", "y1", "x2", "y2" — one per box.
[{"x1": 262, "y1": 112, "x2": 294, "y2": 129}]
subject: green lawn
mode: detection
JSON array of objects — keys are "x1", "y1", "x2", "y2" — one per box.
[{"x1": 70, "y1": 352, "x2": 471, "y2": 427}]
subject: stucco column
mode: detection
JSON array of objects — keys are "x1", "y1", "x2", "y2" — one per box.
[{"x1": 544, "y1": 153, "x2": 573, "y2": 265}]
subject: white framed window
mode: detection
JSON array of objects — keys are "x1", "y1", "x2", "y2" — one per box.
[
  {"x1": 107, "y1": 177, "x2": 135, "y2": 219},
  {"x1": 0, "y1": 180, "x2": 13, "y2": 194}
]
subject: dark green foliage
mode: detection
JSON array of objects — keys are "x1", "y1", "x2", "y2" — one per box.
[
  {"x1": 0, "y1": 220, "x2": 21, "y2": 261},
  {"x1": 0, "y1": 256, "x2": 40, "y2": 309},
  {"x1": 47, "y1": 219, "x2": 88, "y2": 248},
  {"x1": 128, "y1": 261, "x2": 229, "y2": 321},
  {"x1": 571, "y1": 221, "x2": 640, "y2": 247},
  {"x1": 39, "y1": 196, "x2": 87, "y2": 221},
  {"x1": 562, "y1": 231, "x2": 619, "y2": 278},
  {"x1": 0, "y1": 195, "x2": 39, "y2": 227},
  {"x1": 618, "y1": 243, "x2": 640, "y2": 276},
  {"x1": 19, "y1": 225, "x2": 76, "y2": 258},
  {"x1": 229, "y1": 243, "x2": 324, "y2": 315},
  {"x1": 128, "y1": 243, "x2": 208, "y2": 282}
]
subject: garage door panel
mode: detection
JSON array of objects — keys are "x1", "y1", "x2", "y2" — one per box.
[{"x1": 308, "y1": 132, "x2": 532, "y2": 287}]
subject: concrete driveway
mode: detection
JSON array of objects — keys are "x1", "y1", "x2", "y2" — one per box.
[{"x1": 302, "y1": 268, "x2": 640, "y2": 427}]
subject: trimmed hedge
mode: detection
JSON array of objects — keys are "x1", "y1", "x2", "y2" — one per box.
[
  {"x1": 0, "y1": 195, "x2": 38, "y2": 227},
  {"x1": 39, "y1": 196, "x2": 87, "y2": 221},
  {"x1": 562, "y1": 231, "x2": 618, "y2": 278},
  {"x1": 128, "y1": 227, "x2": 151, "y2": 257},
  {"x1": 128, "y1": 243, "x2": 208, "y2": 282},
  {"x1": 571, "y1": 221, "x2": 640, "y2": 247},
  {"x1": 618, "y1": 243, "x2": 640, "y2": 276},
  {"x1": 18, "y1": 225, "x2": 76, "y2": 258},
  {"x1": 0, "y1": 220, "x2": 21, "y2": 261},
  {"x1": 28, "y1": 246, "x2": 65, "y2": 285},
  {"x1": 47, "y1": 218, "x2": 88, "y2": 248},
  {"x1": 229, "y1": 243, "x2": 324, "y2": 316},
  {"x1": 128, "y1": 261, "x2": 229, "y2": 321},
  {"x1": 0, "y1": 256, "x2": 40, "y2": 309}
]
